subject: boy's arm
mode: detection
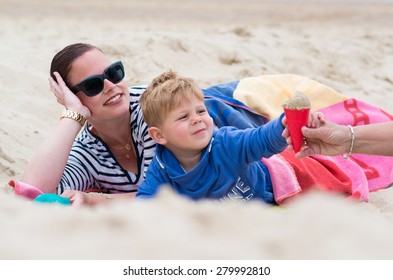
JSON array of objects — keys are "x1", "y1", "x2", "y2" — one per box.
[
  {"x1": 257, "y1": 113, "x2": 287, "y2": 156},
  {"x1": 136, "y1": 161, "x2": 164, "y2": 199},
  {"x1": 136, "y1": 181, "x2": 155, "y2": 199},
  {"x1": 219, "y1": 114, "x2": 287, "y2": 165}
]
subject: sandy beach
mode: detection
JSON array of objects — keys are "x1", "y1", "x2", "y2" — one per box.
[{"x1": 1, "y1": 0, "x2": 393, "y2": 260}]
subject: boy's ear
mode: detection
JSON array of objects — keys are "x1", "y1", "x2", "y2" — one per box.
[{"x1": 148, "y1": 127, "x2": 167, "y2": 145}]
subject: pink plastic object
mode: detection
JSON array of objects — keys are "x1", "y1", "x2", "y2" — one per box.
[{"x1": 8, "y1": 180, "x2": 44, "y2": 200}]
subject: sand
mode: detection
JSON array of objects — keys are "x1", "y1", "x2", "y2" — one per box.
[
  {"x1": 1, "y1": 0, "x2": 393, "y2": 260},
  {"x1": 282, "y1": 91, "x2": 311, "y2": 110}
]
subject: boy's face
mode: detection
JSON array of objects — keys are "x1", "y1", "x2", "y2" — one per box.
[{"x1": 157, "y1": 95, "x2": 213, "y2": 155}]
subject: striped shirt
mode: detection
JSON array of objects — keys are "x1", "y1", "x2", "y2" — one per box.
[{"x1": 57, "y1": 86, "x2": 156, "y2": 195}]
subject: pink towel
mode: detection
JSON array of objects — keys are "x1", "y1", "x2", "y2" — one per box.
[{"x1": 318, "y1": 98, "x2": 393, "y2": 192}]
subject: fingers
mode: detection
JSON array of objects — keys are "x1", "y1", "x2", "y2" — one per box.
[
  {"x1": 61, "y1": 190, "x2": 84, "y2": 206},
  {"x1": 48, "y1": 73, "x2": 62, "y2": 98},
  {"x1": 282, "y1": 116, "x2": 287, "y2": 126},
  {"x1": 318, "y1": 112, "x2": 326, "y2": 122},
  {"x1": 48, "y1": 71, "x2": 82, "y2": 108},
  {"x1": 294, "y1": 148, "x2": 314, "y2": 159},
  {"x1": 281, "y1": 127, "x2": 289, "y2": 138},
  {"x1": 69, "y1": 196, "x2": 83, "y2": 207},
  {"x1": 315, "y1": 112, "x2": 326, "y2": 128},
  {"x1": 281, "y1": 127, "x2": 293, "y2": 148},
  {"x1": 302, "y1": 125, "x2": 326, "y2": 140},
  {"x1": 301, "y1": 126, "x2": 314, "y2": 139},
  {"x1": 48, "y1": 72, "x2": 70, "y2": 93},
  {"x1": 308, "y1": 112, "x2": 325, "y2": 128},
  {"x1": 52, "y1": 71, "x2": 66, "y2": 86},
  {"x1": 60, "y1": 190, "x2": 73, "y2": 198}
]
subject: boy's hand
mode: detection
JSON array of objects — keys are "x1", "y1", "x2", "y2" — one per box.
[{"x1": 308, "y1": 112, "x2": 325, "y2": 128}]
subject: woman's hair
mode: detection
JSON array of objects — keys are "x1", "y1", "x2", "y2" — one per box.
[
  {"x1": 140, "y1": 70, "x2": 204, "y2": 128},
  {"x1": 50, "y1": 43, "x2": 102, "y2": 86}
]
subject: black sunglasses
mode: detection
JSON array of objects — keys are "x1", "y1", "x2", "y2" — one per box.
[{"x1": 70, "y1": 61, "x2": 125, "y2": 96}]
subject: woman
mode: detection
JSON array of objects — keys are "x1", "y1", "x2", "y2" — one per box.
[{"x1": 22, "y1": 43, "x2": 156, "y2": 205}]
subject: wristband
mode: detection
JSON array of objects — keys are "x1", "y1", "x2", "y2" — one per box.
[{"x1": 342, "y1": 125, "x2": 355, "y2": 159}]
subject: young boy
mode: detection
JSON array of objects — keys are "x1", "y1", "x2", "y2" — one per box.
[{"x1": 137, "y1": 70, "x2": 323, "y2": 204}]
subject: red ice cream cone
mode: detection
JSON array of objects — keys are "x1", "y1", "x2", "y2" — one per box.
[{"x1": 284, "y1": 107, "x2": 310, "y2": 153}]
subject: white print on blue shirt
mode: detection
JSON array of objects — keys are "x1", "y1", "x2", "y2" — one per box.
[{"x1": 220, "y1": 176, "x2": 254, "y2": 203}]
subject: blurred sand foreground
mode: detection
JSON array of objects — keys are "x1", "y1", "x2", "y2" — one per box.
[{"x1": 1, "y1": 0, "x2": 393, "y2": 259}]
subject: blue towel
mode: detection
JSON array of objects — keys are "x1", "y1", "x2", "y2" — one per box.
[{"x1": 203, "y1": 81, "x2": 269, "y2": 129}]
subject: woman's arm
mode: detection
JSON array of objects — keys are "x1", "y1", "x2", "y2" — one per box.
[
  {"x1": 22, "y1": 118, "x2": 84, "y2": 193},
  {"x1": 351, "y1": 122, "x2": 393, "y2": 156},
  {"x1": 22, "y1": 72, "x2": 91, "y2": 193},
  {"x1": 284, "y1": 121, "x2": 393, "y2": 158}
]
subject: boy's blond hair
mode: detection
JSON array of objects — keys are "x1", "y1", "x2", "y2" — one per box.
[{"x1": 140, "y1": 70, "x2": 204, "y2": 128}]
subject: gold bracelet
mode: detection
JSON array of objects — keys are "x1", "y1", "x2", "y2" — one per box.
[
  {"x1": 342, "y1": 125, "x2": 355, "y2": 159},
  {"x1": 60, "y1": 109, "x2": 86, "y2": 126}
]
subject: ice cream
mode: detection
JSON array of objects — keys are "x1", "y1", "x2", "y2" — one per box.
[{"x1": 282, "y1": 91, "x2": 311, "y2": 153}]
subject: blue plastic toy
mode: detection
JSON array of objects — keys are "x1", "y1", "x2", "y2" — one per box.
[{"x1": 34, "y1": 194, "x2": 71, "y2": 205}]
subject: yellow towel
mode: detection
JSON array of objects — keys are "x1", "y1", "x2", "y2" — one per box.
[{"x1": 233, "y1": 74, "x2": 349, "y2": 119}]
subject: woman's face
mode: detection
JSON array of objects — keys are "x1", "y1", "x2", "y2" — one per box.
[{"x1": 68, "y1": 49, "x2": 130, "y2": 123}]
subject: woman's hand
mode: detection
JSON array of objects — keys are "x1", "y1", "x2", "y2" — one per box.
[
  {"x1": 61, "y1": 190, "x2": 129, "y2": 206},
  {"x1": 61, "y1": 190, "x2": 108, "y2": 206},
  {"x1": 283, "y1": 120, "x2": 350, "y2": 158},
  {"x1": 282, "y1": 111, "x2": 345, "y2": 158},
  {"x1": 61, "y1": 190, "x2": 93, "y2": 206},
  {"x1": 49, "y1": 72, "x2": 91, "y2": 119}
]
